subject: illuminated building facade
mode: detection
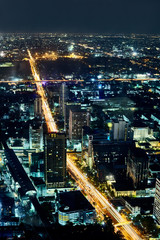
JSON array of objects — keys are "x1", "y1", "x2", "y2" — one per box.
[
  {"x1": 34, "y1": 96, "x2": 42, "y2": 117},
  {"x1": 44, "y1": 132, "x2": 66, "y2": 188},
  {"x1": 112, "y1": 118, "x2": 132, "y2": 141},
  {"x1": 131, "y1": 122, "x2": 153, "y2": 141},
  {"x1": 88, "y1": 135, "x2": 130, "y2": 172},
  {"x1": 153, "y1": 178, "x2": 160, "y2": 224},
  {"x1": 59, "y1": 83, "x2": 68, "y2": 118},
  {"x1": 69, "y1": 108, "x2": 90, "y2": 140},
  {"x1": 58, "y1": 191, "x2": 96, "y2": 226},
  {"x1": 29, "y1": 125, "x2": 43, "y2": 151},
  {"x1": 127, "y1": 147, "x2": 148, "y2": 189}
]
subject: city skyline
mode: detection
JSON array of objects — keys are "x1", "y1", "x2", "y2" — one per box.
[{"x1": 0, "y1": 33, "x2": 159, "y2": 239}]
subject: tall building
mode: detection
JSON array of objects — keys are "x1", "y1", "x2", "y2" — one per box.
[
  {"x1": 34, "y1": 96, "x2": 42, "y2": 117},
  {"x1": 29, "y1": 124, "x2": 43, "y2": 151},
  {"x1": 44, "y1": 132, "x2": 66, "y2": 188},
  {"x1": 112, "y1": 118, "x2": 133, "y2": 141},
  {"x1": 153, "y1": 178, "x2": 160, "y2": 224},
  {"x1": 88, "y1": 134, "x2": 130, "y2": 178},
  {"x1": 69, "y1": 108, "x2": 90, "y2": 140},
  {"x1": 59, "y1": 83, "x2": 68, "y2": 118},
  {"x1": 30, "y1": 152, "x2": 44, "y2": 178},
  {"x1": 64, "y1": 103, "x2": 81, "y2": 130},
  {"x1": 127, "y1": 147, "x2": 148, "y2": 189}
]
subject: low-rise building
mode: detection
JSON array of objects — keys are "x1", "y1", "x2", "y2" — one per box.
[
  {"x1": 58, "y1": 191, "x2": 96, "y2": 226},
  {"x1": 123, "y1": 197, "x2": 154, "y2": 216}
]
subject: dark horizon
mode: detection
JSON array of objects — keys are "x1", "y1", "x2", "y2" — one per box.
[
  {"x1": 0, "y1": 0, "x2": 160, "y2": 34},
  {"x1": 1, "y1": 31, "x2": 160, "y2": 35}
]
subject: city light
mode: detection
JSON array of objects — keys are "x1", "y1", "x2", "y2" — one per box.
[
  {"x1": 0, "y1": 33, "x2": 157, "y2": 238},
  {"x1": 28, "y1": 49, "x2": 58, "y2": 133},
  {"x1": 67, "y1": 156, "x2": 142, "y2": 240},
  {"x1": 28, "y1": 48, "x2": 143, "y2": 239}
]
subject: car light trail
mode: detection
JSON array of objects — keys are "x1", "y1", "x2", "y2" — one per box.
[
  {"x1": 28, "y1": 49, "x2": 144, "y2": 240},
  {"x1": 67, "y1": 155, "x2": 143, "y2": 240},
  {"x1": 28, "y1": 49, "x2": 58, "y2": 133}
]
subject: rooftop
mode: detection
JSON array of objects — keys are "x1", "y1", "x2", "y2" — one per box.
[
  {"x1": 59, "y1": 190, "x2": 94, "y2": 213},
  {"x1": 149, "y1": 163, "x2": 160, "y2": 172},
  {"x1": 123, "y1": 197, "x2": 154, "y2": 213},
  {"x1": 4, "y1": 147, "x2": 36, "y2": 196}
]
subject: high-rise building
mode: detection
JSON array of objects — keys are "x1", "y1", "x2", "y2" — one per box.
[
  {"x1": 59, "y1": 83, "x2": 68, "y2": 118},
  {"x1": 30, "y1": 152, "x2": 44, "y2": 178},
  {"x1": 88, "y1": 134, "x2": 130, "y2": 175},
  {"x1": 112, "y1": 118, "x2": 133, "y2": 141},
  {"x1": 64, "y1": 103, "x2": 81, "y2": 130},
  {"x1": 34, "y1": 96, "x2": 42, "y2": 117},
  {"x1": 44, "y1": 132, "x2": 66, "y2": 188},
  {"x1": 127, "y1": 147, "x2": 148, "y2": 189},
  {"x1": 153, "y1": 178, "x2": 160, "y2": 224},
  {"x1": 29, "y1": 124, "x2": 43, "y2": 151},
  {"x1": 69, "y1": 108, "x2": 90, "y2": 140}
]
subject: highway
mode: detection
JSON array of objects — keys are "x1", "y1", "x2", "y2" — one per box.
[
  {"x1": 28, "y1": 49, "x2": 58, "y2": 133},
  {"x1": 0, "y1": 78, "x2": 159, "y2": 84},
  {"x1": 28, "y1": 50, "x2": 144, "y2": 240},
  {"x1": 67, "y1": 156, "x2": 143, "y2": 240},
  {"x1": 0, "y1": 79, "x2": 84, "y2": 83}
]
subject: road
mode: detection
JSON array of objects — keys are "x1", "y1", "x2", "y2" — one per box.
[
  {"x1": 0, "y1": 78, "x2": 158, "y2": 84},
  {"x1": 67, "y1": 156, "x2": 143, "y2": 240},
  {"x1": 28, "y1": 50, "x2": 144, "y2": 240},
  {"x1": 28, "y1": 49, "x2": 58, "y2": 133}
]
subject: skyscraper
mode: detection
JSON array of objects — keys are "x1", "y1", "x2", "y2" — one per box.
[
  {"x1": 112, "y1": 118, "x2": 132, "y2": 141},
  {"x1": 44, "y1": 132, "x2": 66, "y2": 188},
  {"x1": 29, "y1": 124, "x2": 43, "y2": 151},
  {"x1": 127, "y1": 147, "x2": 148, "y2": 189},
  {"x1": 69, "y1": 108, "x2": 90, "y2": 140},
  {"x1": 34, "y1": 96, "x2": 42, "y2": 117},
  {"x1": 59, "y1": 83, "x2": 68, "y2": 118},
  {"x1": 153, "y1": 178, "x2": 160, "y2": 224}
]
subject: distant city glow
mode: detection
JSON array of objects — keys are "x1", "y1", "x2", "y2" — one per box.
[
  {"x1": 68, "y1": 44, "x2": 74, "y2": 52},
  {"x1": 28, "y1": 49, "x2": 58, "y2": 133},
  {"x1": 0, "y1": 51, "x2": 5, "y2": 57}
]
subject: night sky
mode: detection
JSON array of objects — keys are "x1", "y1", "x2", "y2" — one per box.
[{"x1": 0, "y1": 0, "x2": 160, "y2": 33}]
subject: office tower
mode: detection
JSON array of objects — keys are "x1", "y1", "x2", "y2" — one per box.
[
  {"x1": 29, "y1": 124, "x2": 43, "y2": 151},
  {"x1": 34, "y1": 96, "x2": 42, "y2": 117},
  {"x1": 127, "y1": 147, "x2": 148, "y2": 189},
  {"x1": 64, "y1": 103, "x2": 81, "y2": 131},
  {"x1": 88, "y1": 135, "x2": 94, "y2": 170},
  {"x1": 112, "y1": 118, "x2": 132, "y2": 141},
  {"x1": 69, "y1": 108, "x2": 90, "y2": 140},
  {"x1": 44, "y1": 132, "x2": 66, "y2": 188},
  {"x1": 88, "y1": 133, "x2": 130, "y2": 175},
  {"x1": 153, "y1": 178, "x2": 160, "y2": 224},
  {"x1": 59, "y1": 83, "x2": 68, "y2": 118},
  {"x1": 30, "y1": 152, "x2": 44, "y2": 178}
]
